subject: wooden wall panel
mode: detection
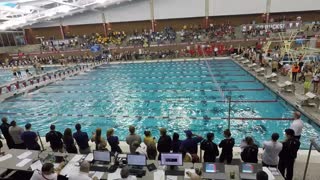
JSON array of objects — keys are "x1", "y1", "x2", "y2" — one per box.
[
  {"x1": 109, "y1": 21, "x2": 151, "y2": 33},
  {"x1": 31, "y1": 27, "x2": 62, "y2": 42},
  {"x1": 64, "y1": 24, "x2": 104, "y2": 37},
  {"x1": 155, "y1": 17, "x2": 205, "y2": 30}
]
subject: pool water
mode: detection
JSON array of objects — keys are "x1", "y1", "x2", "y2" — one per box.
[
  {"x1": 0, "y1": 60, "x2": 319, "y2": 149},
  {"x1": 0, "y1": 67, "x2": 61, "y2": 85}
]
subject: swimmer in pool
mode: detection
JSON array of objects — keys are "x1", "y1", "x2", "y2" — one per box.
[
  {"x1": 12, "y1": 66, "x2": 18, "y2": 79},
  {"x1": 16, "y1": 66, "x2": 22, "y2": 78},
  {"x1": 25, "y1": 69, "x2": 32, "y2": 76}
]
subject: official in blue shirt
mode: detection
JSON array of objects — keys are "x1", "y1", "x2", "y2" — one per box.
[
  {"x1": 73, "y1": 123, "x2": 91, "y2": 154},
  {"x1": 21, "y1": 123, "x2": 40, "y2": 150},
  {"x1": 180, "y1": 130, "x2": 203, "y2": 155}
]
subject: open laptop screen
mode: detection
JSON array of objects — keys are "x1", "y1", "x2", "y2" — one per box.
[
  {"x1": 127, "y1": 154, "x2": 147, "y2": 166},
  {"x1": 204, "y1": 163, "x2": 217, "y2": 173},
  {"x1": 93, "y1": 151, "x2": 111, "y2": 162},
  {"x1": 160, "y1": 153, "x2": 183, "y2": 166},
  {"x1": 242, "y1": 163, "x2": 254, "y2": 173}
]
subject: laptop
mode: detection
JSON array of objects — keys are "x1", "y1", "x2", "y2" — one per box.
[
  {"x1": 89, "y1": 151, "x2": 111, "y2": 172},
  {"x1": 92, "y1": 150, "x2": 111, "y2": 165},
  {"x1": 160, "y1": 153, "x2": 184, "y2": 176},
  {"x1": 127, "y1": 154, "x2": 147, "y2": 177},
  {"x1": 202, "y1": 163, "x2": 226, "y2": 180},
  {"x1": 239, "y1": 163, "x2": 262, "y2": 180},
  {"x1": 127, "y1": 154, "x2": 146, "y2": 168}
]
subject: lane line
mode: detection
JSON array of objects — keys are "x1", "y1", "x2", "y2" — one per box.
[
  {"x1": 5, "y1": 99, "x2": 278, "y2": 103},
  {"x1": 50, "y1": 80, "x2": 256, "y2": 86},
  {"x1": 0, "y1": 112, "x2": 293, "y2": 121},
  {"x1": 39, "y1": 88, "x2": 265, "y2": 93}
]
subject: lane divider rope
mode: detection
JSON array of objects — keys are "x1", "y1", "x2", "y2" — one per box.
[{"x1": 0, "y1": 112, "x2": 293, "y2": 121}]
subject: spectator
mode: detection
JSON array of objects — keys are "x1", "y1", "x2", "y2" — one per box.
[
  {"x1": 171, "y1": 132, "x2": 182, "y2": 153},
  {"x1": 68, "y1": 161, "x2": 97, "y2": 180},
  {"x1": 107, "y1": 128, "x2": 122, "y2": 154},
  {"x1": 262, "y1": 133, "x2": 283, "y2": 167},
  {"x1": 219, "y1": 129, "x2": 235, "y2": 164},
  {"x1": 291, "y1": 62, "x2": 300, "y2": 82},
  {"x1": 126, "y1": 126, "x2": 142, "y2": 153},
  {"x1": 120, "y1": 167, "x2": 137, "y2": 180},
  {"x1": 143, "y1": 130, "x2": 156, "y2": 147},
  {"x1": 146, "y1": 143, "x2": 157, "y2": 160},
  {"x1": 304, "y1": 69, "x2": 313, "y2": 94},
  {"x1": 30, "y1": 162, "x2": 64, "y2": 180},
  {"x1": 201, "y1": 132, "x2": 219, "y2": 162},
  {"x1": 290, "y1": 111, "x2": 303, "y2": 140},
  {"x1": 278, "y1": 129, "x2": 300, "y2": 180},
  {"x1": 0, "y1": 117, "x2": 14, "y2": 149},
  {"x1": 45, "y1": 124, "x2": 64, "y2": 152},
  {"x1": 157, "y1": 128, "x2": 172, "y2": 160},
  {"x1": 180, "y1": 130, "x2": 203, "y2": 162},
  {"x1": 256, "y1": 170, "x2": 268, "y2": 180},
  {"x1": 73, "y1": 123, "x2": 91, "y2": 154},
  {"x1": 63, "y1": 128, "x2": 78, "y2": 154},
  {"x1": 240, "y1": 137, "x2": 258, "y2": 163},
  {"x1": 8, "y1": 121, "x2": 25, "y2": 149},
  {"x1": 20, "y1": 123, "x2": 40, "y2": 150},
  {"x1": 91, "y1": 128, "x2": 107, "y2": 150}
]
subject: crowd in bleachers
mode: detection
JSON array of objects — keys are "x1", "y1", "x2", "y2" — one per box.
[{"x1": 0, "y1": 111, "x2": 303, "y2": 180}]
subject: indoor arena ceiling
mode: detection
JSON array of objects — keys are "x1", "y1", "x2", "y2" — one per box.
[{"x1": 0, "y1": 0, "x2": 133, "y2": 30}]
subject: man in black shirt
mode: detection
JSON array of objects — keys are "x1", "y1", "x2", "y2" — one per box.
[
  {"x1": 278, "y1": 129, "x2": 300, "y2": 180},
  {"x1": 219, "y1": 129, "x2": 235, "y2": 164},
  {"x1": 73, "y1": 123, "x2": 91, "y2": 154},
  {"x1": 201, "y1": 132, "x2": 219, "y2": 162},
  {"x1": 157, "y1": 128, "x2": 171, "y2": 160},
  {"x1": 45, "y1": 125, "x2": 63, "y2": 152},
  {"x1": 0, "y1": 117, "x2": 14, "y2": 149}
]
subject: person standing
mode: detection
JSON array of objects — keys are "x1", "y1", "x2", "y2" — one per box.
[
  {"x1": 73, "y1": 123, "x2": 91, "y2": 154},
  {"x1": 45, "y1": 125, "x2": 64, "y2": 152},
  {"x1": 157, "y1": 128, "x2": 171, "y2": 160},
  {"x1": 0, "y1": 117, "x2": 14, "y2": 149},
  {"x1": 91, "y1": 128, "x2": 107, "y2": 150},
  {"x1": 219, "y1": 129, "x2": 235, "y2": 164},
  {"x1": 290, "y1": 111, "x2": 303, "y2": 140},
  {"x1": 8, "y1": 121, "x2": 25, "y2": 149},
  {"x1": 107, "y1": 128, "x2": 122, "y2": 154},
  {"x1": 201, "y1": 132, "x2": 219, "y2": 162},
  {"x1": 126, "y1": 126, "x2": 141, "y2": 153},
  {"x1": 180, "y1": 130, "x2": 203, "y2": 162},
  {"x1": 278, "y1": 129, "x2": 300, "y2": 180},
  {"x1": 262, "y1": 133, "x2": 283, "y2": 167},
  {"x1": 21, "y1": 123, "x2": 41, "y2": 150},
  {"x1": 240, "y1": 137, "x2": 258, "y2": 163},
  {"x1": 63, "y1": 128, "x2": 78, "y2": 154},
  {"x1": 291, "y1": 62, "x2": 300, "y2": 82},
  {"x1": 171, "y1": 132, "x2": 182, "y2": 153},
  {"x1": 304, "y1": 69, "x2": 313, "y2": 94}
]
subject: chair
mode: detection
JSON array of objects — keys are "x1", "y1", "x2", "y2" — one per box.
[
  {"x1": 264, "y1": 73, "x2": 278, "y2": 83},
  {"x1": 254, "y1": 67, "x2": 265, "y2": 76},
  {"x1": 296, "y1": 92, "x2": 320, "y2": 108},
  {"x1": 242, "y1": 59, "x2": 250, "y2": 65},
  {"x1": 277, "y1": 81, "x2": 295, "y2": 93},
  {"x1": 248, "y1": 63, "x2": 257, "y2": 70}
]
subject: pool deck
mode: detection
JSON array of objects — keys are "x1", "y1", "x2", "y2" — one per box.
[{"x1": 231, "y1": 57, "x2": 320, "y2": 125}]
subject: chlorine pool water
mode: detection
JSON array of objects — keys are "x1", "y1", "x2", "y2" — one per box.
[{"x1": 0, "y1": 60, "x2": 319, "y2": 149}]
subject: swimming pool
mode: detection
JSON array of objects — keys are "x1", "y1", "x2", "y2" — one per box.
[
  {"x1": 0, "y1": 67, "x2": 62, "y2": 85},
  {"x1": 0, "y1": 59, "x2": 319, "y2": 149}
]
